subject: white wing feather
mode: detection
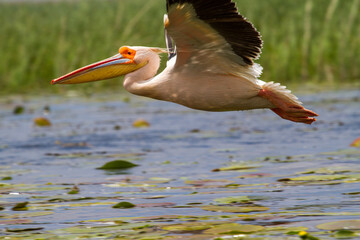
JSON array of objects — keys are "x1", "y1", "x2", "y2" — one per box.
[{"x1": 166, "y1": 3, "x2": 262, "y2": 83}]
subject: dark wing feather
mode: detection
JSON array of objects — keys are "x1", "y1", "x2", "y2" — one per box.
[
  {"x1": 164, "y1": 15, "x2": 177, "y2": 61},
  {"x1": 166, "y1": 0, "x2": 262, "y2": 65}
]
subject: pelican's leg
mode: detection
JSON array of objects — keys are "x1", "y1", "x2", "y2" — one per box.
[{"x1": 258, "y1": 87, "x2": 318, "y2": 124}]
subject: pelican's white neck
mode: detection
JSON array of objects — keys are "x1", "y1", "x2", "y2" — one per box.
[{"x1": 123, "y1": 51, "x2": 161, "y2": 97}]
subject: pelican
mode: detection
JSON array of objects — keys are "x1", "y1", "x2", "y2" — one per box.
[{"x1": 52, "y1": 0, "x2": 318, "y2": 124}]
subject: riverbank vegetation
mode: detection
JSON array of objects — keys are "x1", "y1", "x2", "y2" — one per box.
[{"x1": 0, "y1": 0, "x2": 359, "y2": 94}]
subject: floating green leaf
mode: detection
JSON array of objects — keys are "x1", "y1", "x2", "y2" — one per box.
[
  {"x1": 264, "y1": 226, "x2": 308, "y2": 235},
  {"x1": 132, "y1": 119, "x2": 150, "y2": 128},
  {"x1": 202, "y1": 205, "x2": 269, "y2": 213},
  {"x1": 68, "y1": 202, "x2": 117, "y2": 207},
  {"x1": 12, "y1": 202, "x2": 29, "y2": 211},
  {"x1": 136, "y1": 202, "x2": 175, "y2": 208},
  {"x1": 148, "y1": 177, "x2": 172, "y2": 183},
  {"x1": 6, "y1": 227, "x2": 44, "y2": 232},
  {"x1": 204, "y1": 223, "x2": 264, "y2": 235},
  {"x1": 162, "y1": 222, "x2": 213, "y2": 232},
  {"x1": 300, "y1": 166, "x2": 356, "y2": 175},
  {"x1": 112, "y1": 201, "x2": 136, "y2": 209},
  {"x1": 332, "y1": 230, "x2": 359, "y2": 239},
  {"x1": 67, "y1": 185, "x2": 79, "y2": 194},
  {"x1": 97, "y1": 160, "x2": 138, "y2": 170},
  {"x1": 212, "y1": 163, "x2": 261, "y2": 172},
  {"x1": 317, "y1": 220, "x2": 360, "y2": 230},
  {"x1": 343, "y1": 192, "x2": 360, "y2": 195},
  {"x1": 279, "y1": 174, "x2": 347, "y2": 182},
  {"x1": 33, "y1": 117, "x2": 51, "y2": 127},
  {"x1": 13, "y1": 105, "x2": 25, "y2": 115},
  {"x1": 114, "y1": 125, "x2": 122, "y2": 130},
  {"x1": 213, "y1": 196, "x2": 251, "y2": 204}
]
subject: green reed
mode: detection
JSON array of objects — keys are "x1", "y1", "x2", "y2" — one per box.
[{"x1": 0, "y1": 0, "x2": 359, "y2": 94}]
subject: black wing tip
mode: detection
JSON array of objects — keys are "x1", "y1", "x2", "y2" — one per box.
[{"x1": 166, "y1": 0, "x2": 263, "y2": 65}]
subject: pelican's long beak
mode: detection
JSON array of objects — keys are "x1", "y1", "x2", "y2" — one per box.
[{"x1": 51, "y1": 53, "x2": 145, "y2": 85}]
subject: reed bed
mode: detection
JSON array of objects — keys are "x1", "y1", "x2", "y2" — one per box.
[{"x1": 0, "y1": 0, "x2": 359, "y2": 94}]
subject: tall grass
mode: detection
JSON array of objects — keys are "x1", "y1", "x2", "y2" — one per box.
[{"x1": 0, "y1": 0, "x2": 359, "y2": 94}]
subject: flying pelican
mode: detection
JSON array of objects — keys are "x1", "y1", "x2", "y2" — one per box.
[{"x1": 52, "y1": 0, "x2": 318, "y2": 124}]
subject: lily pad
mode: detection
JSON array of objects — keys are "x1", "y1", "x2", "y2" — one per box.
[
  {"x1": 162, "y1": 222, "x2": 214, "y2": 232},
  {"x1": 343, "y1": 192, "x2": 360, "y2": 195},
  {"x1": 97, "y1": 160, "x2": 138, "y2": 170},
  {"x1": 6, "y1": 227, "x2": 44, "y2": 232},
  {"x1": 264, "y1": 226, "x2": 308, "y2": 235},
  {"x1": 68, "y1": 202, "x2": 117, "y2": 207},
  {"x1": 202, "y1": 205, "x2": 269, "y2": 213},
  {"x1": 332, "y1": 230, "x2": 359, "y2": 239},
  {"x1": 317, "y1": 220, "x2": 360, "y2": 230},
  {"x1": 213, "y1": 163, "x2": 261, "y2": 172},
  {"x1": 12, "y1": 202, "x2": 29, "y2": 211},
  {"x1": 204, "y1": 223, "x2": 264, "y2": 235},
  {"x1": 136, "y1": 202, "x2": 175, "y2": 208},
  {"x1": 279, "y1": 174, "x2": 347, "y2": 182},
  {"x1": 112, "y1": 201, "x2": 136, "y2": 209},
  {"x1": 13, "y1": 105, "x2": 25, "y2": 115},
  {"x1": 33, "y1": 117, "x2": 51, "y2": 127},
  {"x1": 148, "y1": 177, "x2": 172, "y2": 183},
  {"x1": 133, "y1": 119, "x2": 150, "y2": 128},
  {"x1": 213, "y1": 196, "x2": 251, "y2": 204},
  {"x1": 67, "y1": 185, "x2": 80, "y2": 194}
]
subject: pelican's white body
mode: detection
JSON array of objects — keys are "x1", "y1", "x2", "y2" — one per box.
[{"x1": 124, "y1": 54, "x2": 273, "y2": 111}]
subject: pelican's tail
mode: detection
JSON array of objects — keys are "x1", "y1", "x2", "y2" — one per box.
[
  {"x1": 262, "y1": 81, "x2": 302, "y2": 107},
  {"x1": 259, "y1": 82, "x2": 318, "y2": 124}
]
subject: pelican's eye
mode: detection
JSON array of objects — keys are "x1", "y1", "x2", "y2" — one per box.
[{"x1": 119, "y1": 46, "x2": 136, "y2": 60}]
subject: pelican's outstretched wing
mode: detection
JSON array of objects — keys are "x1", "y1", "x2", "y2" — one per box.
[{"x1": 165, "y1": 0, "x2": 263, "y2": 81}]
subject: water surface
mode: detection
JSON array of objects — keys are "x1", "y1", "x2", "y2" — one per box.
[{"x1": 0, "y1": 90, "x2": 360, "y2": 239}]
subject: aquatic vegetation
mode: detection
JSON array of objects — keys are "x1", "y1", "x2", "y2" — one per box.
[
  {"x1": 317, "y1": 220, "x2": 360, "y2": 231},
  {"x1": 132, "y1": 119, "x2": 151, "y2": 128},
  {"x1": 97, "y1": 160, "x2": 139, "y2": 170},
  {"x1": 33, "y1": 117, "x2": 52, "y2": 127},
  {"x1": 12, "y1": 106, "x2": 24, "y2": 115},
  {"x1": 0, "y1": 0, "x2": 359, "y2": 94},
  {"x1": 67, "y1": 185, "x2": 79, "y2": 194},
  {"x1": 112, "y1": 201, "x2": 136, "y2": 209},
  {"x1": 0, "y1": 91, "x2": 359, "y2": 238},
  {"x1": 11, "y1": 202, "x2": 29, "y2": 211}
]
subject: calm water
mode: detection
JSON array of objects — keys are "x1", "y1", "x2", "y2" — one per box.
[{"x1": 0, "y1": 90, "x2": 360, "y2": 239}]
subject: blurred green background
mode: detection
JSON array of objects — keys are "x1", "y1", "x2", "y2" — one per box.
[{"x1": 0, "y1": 0, "x2": 359, "y2": 95}]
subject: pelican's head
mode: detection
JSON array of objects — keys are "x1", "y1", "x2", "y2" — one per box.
[{"x1": 51, "y1": 46, "x2": 164, "y2": 85}]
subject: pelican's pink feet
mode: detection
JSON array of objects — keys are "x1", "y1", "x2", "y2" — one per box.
[
  {"x1": 258, "y1": 89, "x2": 318, "y2": 124},
  {"x1": 270, "y1": 107, "x2": 318, "y2": 124}
]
